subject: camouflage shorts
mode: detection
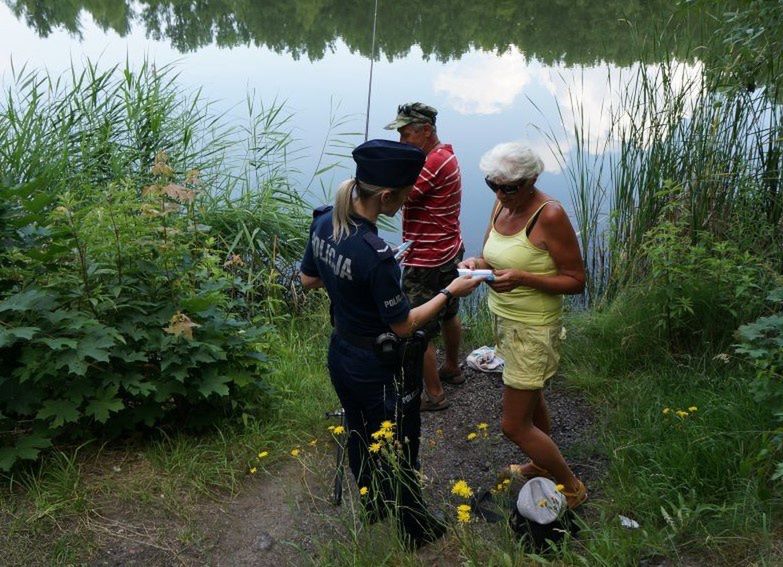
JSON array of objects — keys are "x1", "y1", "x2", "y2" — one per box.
[{"x1": 402, "y1": 249, "x2": 464, "y2": 338}]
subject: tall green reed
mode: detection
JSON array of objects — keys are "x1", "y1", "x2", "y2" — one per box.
[{"x1": 545, "y1": 60, "x2": 782, "y2": 307}]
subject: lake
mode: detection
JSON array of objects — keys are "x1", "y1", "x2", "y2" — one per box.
[{"x1": 0, "y1": 0, "x2": 714, "y2": 254}]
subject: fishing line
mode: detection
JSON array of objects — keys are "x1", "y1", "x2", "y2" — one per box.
[{"x1": 364, "y1": 0, "x2": 379, "y2": 141}]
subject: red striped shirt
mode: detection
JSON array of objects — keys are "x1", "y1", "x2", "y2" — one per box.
[{"x1": 402, "y1": 144, "x2": 463, "y2": 267}]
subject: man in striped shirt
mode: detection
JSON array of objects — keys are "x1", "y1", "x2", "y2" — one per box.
[{"x1": 385, "y1": 102, "x2": 465, "y2": 411}]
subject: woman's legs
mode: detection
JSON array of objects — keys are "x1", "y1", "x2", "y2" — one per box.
[{"x1": 501, "y1": 386, "x2": 579, "y2": 492}]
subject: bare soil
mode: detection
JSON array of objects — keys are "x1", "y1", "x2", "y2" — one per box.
[{"x1": 87, "y1": 357, "x2": 604, "y2": 566}]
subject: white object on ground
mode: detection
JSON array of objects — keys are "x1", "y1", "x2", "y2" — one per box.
[
  {"x1": 619, "y1": 515, "x2": 640, "y2": 529},
  {"x1": 516, "y1": 477, "x2": 566, "y2": 524},
  {"x1": 466, "y1": 345, "x2": 504, "y2": 372},
  {"x1": 457, "y1": 268, "x2": 495, "y2": 281}
]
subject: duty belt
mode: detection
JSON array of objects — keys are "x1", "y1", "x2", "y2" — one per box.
[{"x1": 333, "y1": 327, "x2": 377, "y2": 350}]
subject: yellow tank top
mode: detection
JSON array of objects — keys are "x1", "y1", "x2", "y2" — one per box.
[{"x1": 483, "y1": 201, "x2": 563, "y2": 324}]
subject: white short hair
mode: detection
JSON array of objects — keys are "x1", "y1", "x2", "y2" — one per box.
[{"x1": 479, "y1": 142, "x2": 544, "y2": 183}]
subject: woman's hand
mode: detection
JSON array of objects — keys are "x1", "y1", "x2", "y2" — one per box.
[
  {"x1": 458, "y1": 256, "x2": 488, "y2": 270},
  {"x1": 487, "y1": 269, "x2": 526, "y2": 293},
  {"x1": 446, "y1": 275, "x2": 483, "y2": 297}
]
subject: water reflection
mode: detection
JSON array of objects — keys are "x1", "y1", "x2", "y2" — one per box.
[{"x1": 5, "y1": 0, "x2": 714, "y2": 64}]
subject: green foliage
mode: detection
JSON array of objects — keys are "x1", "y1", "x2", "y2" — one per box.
[
  {"x1": 735, "y1": 287, "x2": 783, "y2": 479},
  {"x1": 0, "y1": 62, "x2": 310, "y2": 470},
  {"x1": 634, "y1": 210, "x2": 778, "y2": 353}
]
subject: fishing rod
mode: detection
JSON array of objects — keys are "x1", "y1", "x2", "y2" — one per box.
[{"x1": 364, "y1": 0, "x2": 379, "y2": 141}]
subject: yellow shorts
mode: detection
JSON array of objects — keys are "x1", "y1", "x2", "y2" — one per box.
[{"x1": 494, "y1": 315, "x2": 564, "y2": 390}]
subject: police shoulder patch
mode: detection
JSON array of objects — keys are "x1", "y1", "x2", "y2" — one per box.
[
  {"x1": 312, "y1": 205, "x2": 333, "y2": 218},
  {"x1": 362, "y1": 232, "x2": 394, "y2": 260}
]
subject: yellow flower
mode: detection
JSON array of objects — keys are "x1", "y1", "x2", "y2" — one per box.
[
  {"x1": 466, "y1": 432, "x2": 478, "y2": 441},
  {"x1": 290, "y1": 448, "x2": 300, "y2": 457},
  {"x1": 451, "y1": 480, "x2": 473, "y2": 499},
  {"x1": 359, "y1": 486, "x2": 369, "y2": 496},
  {"x1": 369, "y1": 442, "x2": 382, "y2": 453},
  {"x1": 555, "y1": 484, "x2": 565, "y2": 492},
  {"x1": 662, "y1": 407, "x2": 670, "y2": 415},
  {"x1": 257, "y1": 451, "x2": 269, "y2": 459},
  {"x1": 675, "y1": 410, "x2": 689, "y2": 418},
  {"x1": 457, "y1": 504, "x2": 472, "y2": 523},
  {"x1": 332, "y1": 425, "x2": 345, "y2": 435},
  {"x1": 308, "y1": 439, "x2": 318, "y2": 446},
  {"x1": 688, "y1": 406, "x2": 698, "y2": 412},
  {"x1": 436, "y1": 428, "x2": 444, "y2": 437},
  {"x1": 327, "y1": 425, "x2": 336, "y2": 432},
  {"x1": 249, "y1": 467, "x2": 257, "y2": 474},
  {"x1": 496, "y1": 483, "x2": 504, "y2": 491},
  {"x1": 502, "y1": 478, "x2": 511, "y2": 486},
  {"x1": 477, "y1": 422, "x2": 489, "y2": 430},
  {"x1": 380, "y1": 420, "x2": 394, "y2": 431},
  {"x1": 383, "y1": 430, "x2": 394, "y2": 441}
]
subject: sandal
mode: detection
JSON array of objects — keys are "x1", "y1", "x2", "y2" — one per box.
[
  {"x1": 420, "y1": 390, "x2": 450, "y2": 412},
  {"x1": 498, "y1": 462, "x2": 554, "y2": 482},
  {"x1": 562, "y1": 479, "x2": 588, "y2": 509},
  {"x1": 438, "y1": 367, "x2": 465, "y2": 385}
]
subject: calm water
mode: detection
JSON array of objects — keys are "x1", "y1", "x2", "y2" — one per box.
[{"x1": 0, "y1": 0, "x2": 711, "y2": 253}]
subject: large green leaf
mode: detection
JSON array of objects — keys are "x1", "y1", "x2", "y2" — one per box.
[
  {"x1": 0, "y1": 435, "x2": 52, "y2": 471},
  {"x1": 36, "y1": 399, "x2": 81, "y2": 428},
  {"x1": 0, "y1": 289, "x2": 54, "y2": 313},
  {"x1": 85, "y1": 388, "x2": 125, "y2": 423},
  {"x1": 0, "y1": 326, "x2": 39, "y2": 348}
]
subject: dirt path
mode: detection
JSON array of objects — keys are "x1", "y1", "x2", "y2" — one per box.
[{"x1": 89, "y1": 361, "x2": 603, "y2": 566}]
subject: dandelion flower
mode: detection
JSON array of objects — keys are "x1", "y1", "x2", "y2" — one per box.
[
  {"x1": 332, "y1": 425, "x2": 345, "y2": 435},
  {"x1": 328, "y1": 425, "x2": 336, "y2": 432},
  {"x1": 555, "y1": 484, "x2": 565, "y2": 492},
  {"x1": 257, "y1": 451, "x2": 269, "y2": 459},
  {"x1": 359, "y1": 486, "x2": 368, "y2": 496},
  {"x1": 369, "y1": 442, "x2": 382, "y2": 453},
  {"x1": 466, "y1": 432, "x2": 478, "y2": 441},
  {"x1": 451, "y1": 480, "x2": 473, "y2": 499},
  {"x1": 457, "y1": 504, "x2": 472, "y2": 523},
  {"x1": 290, "y1": 448, "x2": 301, "y2": 457},
  {"x1": 380, "y1": 420, "x2": 394, "y2": 431},
  {"x1": 662, "y1": 407, "x2": 670, "y2": 415},
  {"x1": 675, "y1": 410, "x2": 689, "y2": 418},
  {"x1": 249, "y1": 467, "x2": 257, "y2": 474},
  {"x1": 502, "y1": 479, "x2": 511, "y2": 486},
  {"x1": 477, "y1": 422, "x2": 489, "y2": 430},
  {"x1": 688, "y1": 406, "x2": 698, "y2": 412}
]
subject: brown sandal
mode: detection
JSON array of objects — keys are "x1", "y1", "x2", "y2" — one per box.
[
  {"x1": 562, "y1": 479, "x2": 588, "y2": 509},
  {"x1": 420, "y1": 390, "x2": 450, "y2": 412},
  {"x1": 498, "y1": 462, "x2": 554, "y2": 481}
]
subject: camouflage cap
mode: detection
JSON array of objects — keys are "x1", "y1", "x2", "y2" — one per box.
[{"x1": 383, "y1": 102, "x2": 438, "y2": 130}]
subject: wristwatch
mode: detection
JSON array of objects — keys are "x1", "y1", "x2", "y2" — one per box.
[{"x1": 438, "y1": 288, "x2": 454, "y2": 305}]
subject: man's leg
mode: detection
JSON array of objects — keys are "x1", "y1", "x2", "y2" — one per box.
[
  {"x1": 421, "y1": 342, "x2": 443, "y2": 400},
  {"x1": 440, "y1": 313, "x2": 462, "y2": 376}
]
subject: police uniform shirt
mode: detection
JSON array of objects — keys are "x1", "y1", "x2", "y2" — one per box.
[{"x1": 301, "y1": 207, "x2": 410, "y2": 337}]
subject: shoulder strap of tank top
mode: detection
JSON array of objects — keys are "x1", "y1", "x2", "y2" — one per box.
[
  {"x1": 491, "y1": 201, "x2": 503, "y2": 227},
  {"x1": 525, "y1": 200, "x2": 557, "y2": 234}
]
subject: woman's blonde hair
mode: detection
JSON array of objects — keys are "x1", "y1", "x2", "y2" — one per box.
[{"x1": 332, "y1": 178, "x2": 398, "y2": 241}]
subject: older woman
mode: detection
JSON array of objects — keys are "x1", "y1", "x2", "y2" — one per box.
[{"x1": 459, "y1": 142, "x2": 587, "y2": 508}]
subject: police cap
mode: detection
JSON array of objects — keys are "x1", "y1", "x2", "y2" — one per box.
[{"x1": 352, "y1": 139, "x2": 426, "y2": 188}]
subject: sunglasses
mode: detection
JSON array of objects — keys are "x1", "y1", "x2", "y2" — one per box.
[{"x1": 485, "y1": 177, "x2": 523, "y2": 195}]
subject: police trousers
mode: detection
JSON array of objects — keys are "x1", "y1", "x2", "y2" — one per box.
[{"x1": 328, "y1": 332, "x2": 436, "y2": 543}]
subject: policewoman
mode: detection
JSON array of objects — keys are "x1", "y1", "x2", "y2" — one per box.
[{"x1": 299, "y1": 140, "x2": 480, "y2": 548}]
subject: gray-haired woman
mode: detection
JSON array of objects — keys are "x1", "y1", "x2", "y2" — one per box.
[{"x1": 459, "y1": 141, "x2": 588, "y2": 508}]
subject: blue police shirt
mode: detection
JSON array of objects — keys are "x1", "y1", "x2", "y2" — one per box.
[{"x1": 301, "y1": 206, "x2": 410, "y2": 336}]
